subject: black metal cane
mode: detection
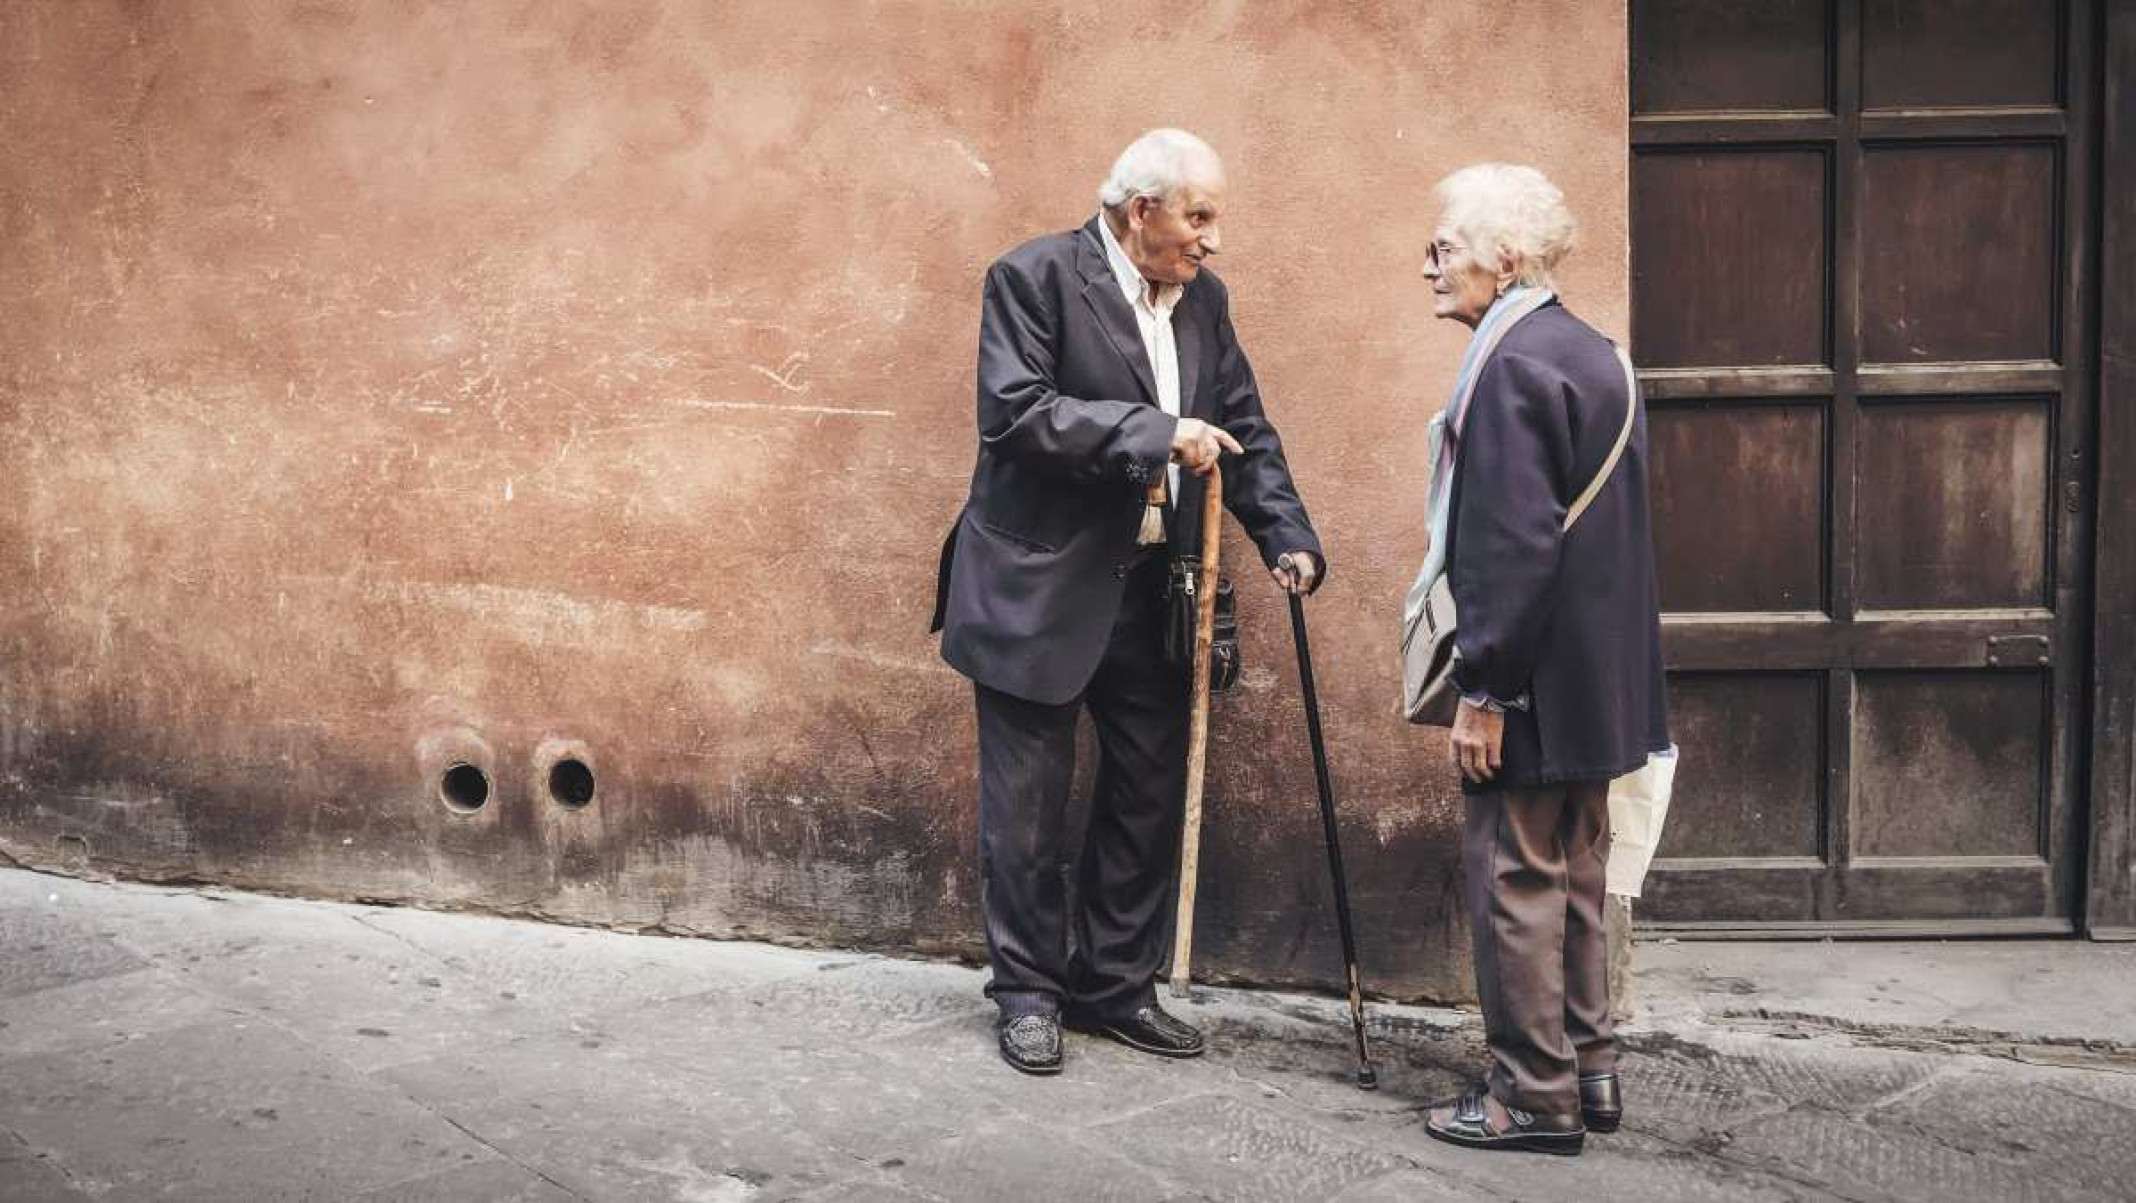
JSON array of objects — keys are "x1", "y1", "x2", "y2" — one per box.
[{"x1": 1286, "y1": 592, "x2": 1377, "y2": 1089}]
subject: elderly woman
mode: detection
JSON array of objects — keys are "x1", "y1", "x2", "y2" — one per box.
[{"x1": 1416, "y1": 164, "x2": 1670, "y2": 1156}]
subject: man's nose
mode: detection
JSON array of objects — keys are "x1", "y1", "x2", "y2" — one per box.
[{"x1": 1199, "y1": 225, "x2": 1221, "y2": 254}]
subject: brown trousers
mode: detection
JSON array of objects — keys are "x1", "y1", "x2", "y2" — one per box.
[{"x1": 1462, "y1": 779, "x2": 1616, "y2": 1115}]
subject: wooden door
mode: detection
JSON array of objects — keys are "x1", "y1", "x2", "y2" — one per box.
[{"x1": 1630, "y1": 0, "x2": 2098, "y2": 934}]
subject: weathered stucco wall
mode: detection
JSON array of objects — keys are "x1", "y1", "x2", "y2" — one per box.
[{"x1": 0, "y1": 1, "x2": 1626, "y2": 1000}]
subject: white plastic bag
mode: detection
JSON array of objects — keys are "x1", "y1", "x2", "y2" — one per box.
[{"x1": 1606, "y1": 745, "x2": 1678, "y2": 899}]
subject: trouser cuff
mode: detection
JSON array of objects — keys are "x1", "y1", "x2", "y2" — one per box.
[
  {"x1": 990, "y1": 989, "x2": 1059, "y2": 1019},
  {"x1": 1489, "y1": 1069, "x2": 1578, "y2": 1118}
]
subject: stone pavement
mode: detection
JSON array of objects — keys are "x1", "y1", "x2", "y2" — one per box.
[{"x1": 4, "y1": 869, "x2": 2134, "y2": 1202}]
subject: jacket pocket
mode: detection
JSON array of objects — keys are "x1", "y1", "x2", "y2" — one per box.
[{"x1": 980, "y1": 520, "x2": 1057, "y2": 555}]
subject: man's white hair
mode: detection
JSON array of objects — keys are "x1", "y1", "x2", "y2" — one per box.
[
  {"x1": 1097, "y1": 128, "x2": 1224, "y2": 211},
  {"x1": 1433, "y1": 163, "x2": 1577, "y2": 288}
]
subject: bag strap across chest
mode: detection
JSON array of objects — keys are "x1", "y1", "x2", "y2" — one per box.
[{"x1": 1562, "y1": 345, "x2": 1640, "y2": 532}]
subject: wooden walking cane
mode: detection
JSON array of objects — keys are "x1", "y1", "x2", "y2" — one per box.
[{"x1": 1168, "y1": 462, "x2": 1223, "y2": 999}]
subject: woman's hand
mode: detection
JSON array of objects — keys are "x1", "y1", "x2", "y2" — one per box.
[{"x1": 1449, "y1": 700, "x2": 1504, "y2": 784}]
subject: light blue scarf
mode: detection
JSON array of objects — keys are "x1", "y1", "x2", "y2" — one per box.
[{"x1": 1411, "y1": 285, "x2": 1555, "y2": 609}]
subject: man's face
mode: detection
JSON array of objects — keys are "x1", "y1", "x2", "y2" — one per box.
[{"x1": 1125, "y1": 171, "x2": 1225, "y2": 288}]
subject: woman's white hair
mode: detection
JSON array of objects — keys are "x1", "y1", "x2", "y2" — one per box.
[
  {"x1": 1097, "y1": 128, "x2": 1223, "y2": 211},
  {"x1": 1433, "y1": 163, "x2": 1577, "y2": 288}
]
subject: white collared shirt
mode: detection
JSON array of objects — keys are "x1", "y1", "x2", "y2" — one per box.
[{"x1": 1096, "y1": 212, "x2": 1184, "y2": 501}]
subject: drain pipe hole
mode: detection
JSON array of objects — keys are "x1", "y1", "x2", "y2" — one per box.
[
  {"x1": 548, "y1": 758, "x2": 596, "y2": 809},
  {"x1": 440, "y1": 763, "x2": 491, "y2": 813}
]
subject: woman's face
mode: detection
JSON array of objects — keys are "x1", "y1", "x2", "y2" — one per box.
[{"x1": 1422, "y1": 224, "x2": 1503, "y2": 328}]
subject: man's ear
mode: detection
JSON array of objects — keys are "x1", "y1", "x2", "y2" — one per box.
[{"x1": 1128, "y1": 194, "x2": 1157, "y2": 231}]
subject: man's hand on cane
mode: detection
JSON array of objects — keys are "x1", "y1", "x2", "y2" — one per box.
[
  {"x1": 1271, "y1": 551, "x2": 1319, "y2": 595},
  {"x1": 1170, "y1": 418, "x2": 1241, "y2": 476},
  {"x1": 1171, "y1": 419, "x2": 1316, "y2": 596}
]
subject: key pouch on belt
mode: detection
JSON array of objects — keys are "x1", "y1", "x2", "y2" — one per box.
[{"x1": 1165, "y1": 557, "x2": 1240, "y2": 694}]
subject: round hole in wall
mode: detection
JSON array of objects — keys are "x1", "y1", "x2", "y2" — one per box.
[
  {"x1": 548, "y1": 758, "x2": 596, "y2": 809},
  {"x1": 439, "y1": 763, "x2": 491, "y2": 813}
]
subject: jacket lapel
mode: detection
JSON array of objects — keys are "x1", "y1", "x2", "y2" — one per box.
[
  {"x1": 1173, "y1": 298, "x2": 1204, "y2": 419},
  {"x1": 1075, "y1": 219, "x2": 1158, "y2": 406}
]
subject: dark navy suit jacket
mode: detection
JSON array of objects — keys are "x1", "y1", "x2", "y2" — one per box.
[
  {"x1": 930, "y1": 218, "x2": 1323, "y2": 705},
  {"x1": 1447, "y1": 301, "x2": 1671, "y2": 790}
]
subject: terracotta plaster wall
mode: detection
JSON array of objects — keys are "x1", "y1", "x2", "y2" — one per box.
[{"x1": 0, "y1": 2, "x2": 1626, "y2": 1000}]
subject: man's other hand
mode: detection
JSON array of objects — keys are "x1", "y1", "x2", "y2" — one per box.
[
  {"x1": 1170, "y1": 418, "x2": 1243, "y2": 476},
  {"x1": 1271, "y1": 551, "x2": 1320, "y2": 595}
]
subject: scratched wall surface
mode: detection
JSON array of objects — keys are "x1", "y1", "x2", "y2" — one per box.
[{"x1": 0, "y1": 2, "x2": 1626, "y2": 1000}]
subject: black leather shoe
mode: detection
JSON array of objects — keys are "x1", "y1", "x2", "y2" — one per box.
[
  {"x1": 997, "y1": 1013, "x2": 1062, "y2": 1075},
  {"x1": 1425, "y1": 1089, "x2": 1585, "y2": 1156},
  {"x1": 1065, "y1": 1003, "x2": 1206, "y2": 1059},
  {"x1": 1579, "y1": 1072, "x2": 1622, "y2": 1133}
]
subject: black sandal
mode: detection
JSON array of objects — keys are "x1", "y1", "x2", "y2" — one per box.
[{"x1": 1425, "y1": 1089, "x2": 1585, "y2": 1156}]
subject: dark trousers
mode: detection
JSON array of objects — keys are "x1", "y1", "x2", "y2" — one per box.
[
  {"x1": 1463, "y1": 779, "x2": 1616, "y2": 1115},
  {"x1": 975, "y1": 554, "x2": 1186, "y2": 1021}
]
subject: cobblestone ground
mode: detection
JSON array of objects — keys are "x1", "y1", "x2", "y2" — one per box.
[{"x1": 3, "y1": 869, "x2": 2132, "y2": 1202}]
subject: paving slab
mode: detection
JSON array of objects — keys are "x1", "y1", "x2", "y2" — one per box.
[
  {"x1": 130, "y1": 922, "x2": 545, "y2": 1074},
  {"x1": 0, "y1": 1017, "x2": 487, "y2": 1201},
  {"x1": 1866, "y1": 1060, "x2": 2136, "y2": 1199},
  {"x1": 1632, "y1": 1026, "x2": 1951, "y2": 1113},
  {"x1": 377, "y1": 1028, "x2": 931, "y2": 1202},
  {"x1": 1720, "y1": 1104, "x2": 2085, "y2": 1203},
  {"x1": 5, "y1": 877, "x2": 539, "y2": 1074},
  {"x1": 789, "y1": 1173, "x2": 940, "y2": 1202},
  {"x1": 0, "y1": 965, "x2": 231, "y2": 1061},
  {"x1": 353, "y1": 1156, "x2": 582, "y2": 1203},
  {"x1": 0, "y1": 897, "x2": 149, "y2": 999},
  {"x1": 871, "y1": 1117, "x2": 1186, "y2": 1202},
  {"x1": 1087, "y1": 1092, "x2": 1408, "y2": 1202},
  {"x1": 1608, "y1": 1043, "x2": 1795, "y2": 1146},
  {"x1": 0, "y1": 1130, "x2": 89, "y2": 1203},
  {"x1": 1636, "y1": 938, "x2": 2136, "y2": 1048},
  {"x1": 2039, "y1": 1060, "x2": 2136, "y2": 1109},
  {"x1": 351, "y1": 902, "x2": 831, "y2": 1010},
  {"x1": 1360, "y1": 1127, "x2": 1821, "y2": 1203},
  {"x1": 655, "y1": 954, "x2": 1001, "y2": 1040},
  {"x1": 1327, "y1": 1168, "x2": 1478, "y2": 1200}
]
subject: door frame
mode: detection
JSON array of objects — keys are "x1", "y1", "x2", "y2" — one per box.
[{"x1": 2085, "y1": 0, "x2": 2136, "y2": 939}]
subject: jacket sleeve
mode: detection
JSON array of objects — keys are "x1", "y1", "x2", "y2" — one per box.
[
  {"x1": 976, "y1": 258, "x2": 1175, "y2": 488},
  {"x1": 1208, "y1": 285, "x2": 1327, "y2": 582},
  {"x1": 1449, "y1": 350, "x2": 1575, "y2": 702}
]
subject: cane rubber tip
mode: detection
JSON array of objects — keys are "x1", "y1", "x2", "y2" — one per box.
[{"x1": 1356, "y1": 1066, "x2": 1379, "y2": 1090}]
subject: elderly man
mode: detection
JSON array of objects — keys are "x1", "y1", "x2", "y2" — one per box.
[{"x1": 930, "y1": 128, "x2": 1326, "y2": 1074}]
